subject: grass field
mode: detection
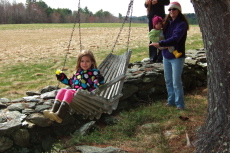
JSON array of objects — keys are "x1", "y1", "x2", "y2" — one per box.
[{"x1": 0, "y1": 23, "x2": 206, "y2": 152}]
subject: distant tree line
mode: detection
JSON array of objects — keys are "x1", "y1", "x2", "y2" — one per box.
[
  {"x1": 0, "y1": 0, "x2": 121, "y2": 24},
  {"x1": 0, "y1": 0, "x2": 197, "y2": 24},
  {"x1": 185, "y1": 13, "x2": 197, "y2": 25}
]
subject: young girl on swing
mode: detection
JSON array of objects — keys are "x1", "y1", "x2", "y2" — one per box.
[{"x1": 43, "y1": 50, "x2": 104, "y2": 123}]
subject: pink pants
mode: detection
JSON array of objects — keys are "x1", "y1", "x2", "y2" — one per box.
[{"x1": 55, "y1": 88, "x2": 76, "y2": 104}]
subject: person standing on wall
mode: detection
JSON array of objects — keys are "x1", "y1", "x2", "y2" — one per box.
[
  {"x1": 150, "y1": 1, "x2": 189, "y2": 110},
  {"x1": 144, "y1": 0, "x2": 170, "y2": 63}
]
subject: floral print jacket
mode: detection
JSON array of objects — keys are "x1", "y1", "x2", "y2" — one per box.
[{"x1": 56, "y1": 69, "x2": 104, "y2": 92}]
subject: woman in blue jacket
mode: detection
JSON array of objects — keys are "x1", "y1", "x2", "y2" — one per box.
[{"x1": 150, "y1": 1, "x2": 189, "y2": 110}]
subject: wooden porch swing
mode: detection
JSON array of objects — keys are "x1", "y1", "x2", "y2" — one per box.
[{"x1": 61, "y1": 0, "x2": 134, "y2": 120}]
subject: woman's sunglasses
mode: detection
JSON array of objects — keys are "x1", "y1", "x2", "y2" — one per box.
[{"x1": 168, "y1": 8, "x2": 178, "y2": 11}]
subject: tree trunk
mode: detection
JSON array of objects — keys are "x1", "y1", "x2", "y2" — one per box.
[{"x1": 191, "y1": 0, "x2": 230, "y2": 152}]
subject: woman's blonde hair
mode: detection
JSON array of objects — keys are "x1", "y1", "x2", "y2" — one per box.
[{"x1": 75, "y1": 50, "x2": 98, "y2": 70}]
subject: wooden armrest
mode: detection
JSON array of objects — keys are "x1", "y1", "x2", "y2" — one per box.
[{"x1": 94, "y1": 74, "x2": 126, "y2": 94}]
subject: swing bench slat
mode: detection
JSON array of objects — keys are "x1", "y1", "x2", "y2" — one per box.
[{"x1": 69, "y1": 49, "x2": 132, "y2": 119}]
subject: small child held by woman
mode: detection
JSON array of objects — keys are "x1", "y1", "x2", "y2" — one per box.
[
  {"x1": 43, "y1": 50, "x2": 104, "y2": 123},
  {"x1": 148, "y1": 15, "x2": 182, "y2": 58}
]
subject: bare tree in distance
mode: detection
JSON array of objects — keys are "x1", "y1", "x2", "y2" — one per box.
[{"x1": 191, "y1": 0, "x2": 230, "y2": 152}]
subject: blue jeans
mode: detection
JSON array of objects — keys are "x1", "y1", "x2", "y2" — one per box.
[{"x1": 163, "y1": 57, "x2": 185, "y2": 108}]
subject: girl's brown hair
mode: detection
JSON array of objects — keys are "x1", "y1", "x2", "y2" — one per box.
[{"x1": 75, "y1": 50, "x2": 98, "y2": 70}]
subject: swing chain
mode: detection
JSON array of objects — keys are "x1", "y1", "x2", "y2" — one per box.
[
  {"x1": 127, "y1": 0, "x2": 134, "y2": 51},
  {"x1": 77, "y1": 0, "x2": 82, "y2": 51},
  {"x1": 62, "y1": 0, "x2": 82, "y2": 70},
  {"x1": 57, "y1": 0, "x2": 82, "y2": 88},
  {"x1": 111, "y1": 0, "x2": 134, "y2": 53}
]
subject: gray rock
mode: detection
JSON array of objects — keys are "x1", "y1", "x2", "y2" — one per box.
[
  {"x1": 197, "y1": 62, "x2": 207, "y2": 68},
  {"x1": 26, "y1": 113, "x2": 52, "y2": 127},
  {"x1": 185, "y1": 58, "x2": 197, "y2": 65},
  {"x1": 0, "y1": 136, "x2": 13, "y2": 152},
  {"x1": 0, "y1": 119, "x2": 21, "y2": 136},
  {"x1": 42, "y1": 136, "x2": 56, "y2": 152},
  {"x1": 23, "y1": 95, "x2": 41, "y2": 102},
  {"x1": 124, "y1": 77, "x2": 143, "y2": 84},
  {"x1": 43, "y1": 99, "x2": 54, "y2": 105},
  {"x1": 26, "y1": 102, "x2": 37, "y2": 109},
  {"x1": 145, "y1": 71, "x2": 160, "y2": 76},
  {"x1": 141, "y1": 57, "x2": 150, "y2": 62},
  {"x1": 7, "y1": 103, "x2": 26, "y2": 111},
  {"x1": 12, "y1": 129, "x2": 30, "y2": 147},
  {"x1": 40, "y1": 86, "x2": 59, "y2": 94},
  {"x1": 143, "y1": 76, "x2": 156, "y2": 83},
  {"x1": 10, "y1": 98, "x2": 25, "y2": 103},
  {"x1": 121, "y1": 84, "x2": 139, "y2": 100},
  {"x1": 0, "y1": 116, "x2": 4, "y2": 123},
  {"x1": 22, "y1": 108, "x2": 36, "y2": 115},
  {"x1": 5, "y1": 111, "x2": 27, "y2": 121},
  {"x1": 74, "y1": 121, "x2": 96, "y2": 136},
  {"x1": 74, "y1": 145, "x2": 128, "y2": 153},
  {"x1": 40, "y1": 90, "x2": 57, "y2": 99},
  {"x1": 26, "y1": 91, "x2": 41, "y2": 96},
  {"x1": 0, "y1": 102, "x2": 7, "y2": 109},
  {"x1": 35, "y1": 105, "x2": 50, "y2": 112},
  {"x1": 21, "y1": 120, "x2": 35, "y2": 128},
  {"x1": 0, "y1": 98, "x2": 10, "y2": 103}
]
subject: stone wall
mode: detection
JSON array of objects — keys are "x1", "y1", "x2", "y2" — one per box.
[
  {"x1": 120, "y1": 49, "x2": 207, "y2": 108},
  {"x1": 0, "y1": 49, "x2": 207, "y2": 152}
]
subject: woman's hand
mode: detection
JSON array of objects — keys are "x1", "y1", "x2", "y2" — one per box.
[
  {"x1": 145, "y1": 0, "x2": 157, "y2": 5},
  {"x1": 145, "y1": 0, "x2": 152, "y2": 4},
  {"x1": 151, "y1": 0, "x2": 157, "y2": 5},
  {"x1": 150, "y1": 42, "x2": 160, "y2": 48}
]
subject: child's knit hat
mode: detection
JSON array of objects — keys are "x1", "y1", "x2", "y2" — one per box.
[
  {"x1": 152, "y1": 15, "x2": 162, "y2": 29},
  {"x1": 168, "y1": 1, "x2": 182, "y2": 12}
]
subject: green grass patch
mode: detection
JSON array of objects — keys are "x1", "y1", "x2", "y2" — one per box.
[
  {"x1": 58, "y1": 94, "x2": 207, "y2": 152},
  {"x1": 0, "y1": 61, "x2": 58, "y2": 99}
]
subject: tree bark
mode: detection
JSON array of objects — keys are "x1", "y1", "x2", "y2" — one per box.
[{"x1": 191, "y1": 0, "x2": 230, "y2": 152}]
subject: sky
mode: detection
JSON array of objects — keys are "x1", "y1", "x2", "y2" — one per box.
[{"x1": 11, "y1": 0, "x2": 195, "y2": 17}]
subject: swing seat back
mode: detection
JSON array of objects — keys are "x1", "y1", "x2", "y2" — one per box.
[{"x1": 70, "y1": 49, "x2": 132, "y2": 119}]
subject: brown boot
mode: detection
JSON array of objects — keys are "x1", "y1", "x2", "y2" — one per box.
[
  {"x1": 43, "y1": 100, "x2": 61, "y2": 121},
  {"x1": 50, "y1": 102, "x2": 69, "y2": 123}
]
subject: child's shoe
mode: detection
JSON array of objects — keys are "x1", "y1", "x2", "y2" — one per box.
[
  {"x1": 172, "y1": 50, "x2": 182, "y2": 58},
  {"x1": 51, "y1": 102, "x2": 69, "y2": 123},
  {"x1": 43, "y1": 100, "x2": 61, "y2": 121}
]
